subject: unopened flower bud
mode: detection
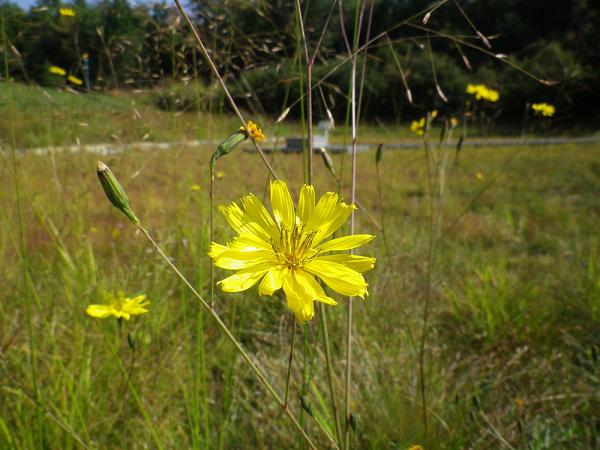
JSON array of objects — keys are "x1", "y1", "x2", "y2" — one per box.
[{"x1": 96, "y1": 161, "x2": 139, "y2": 225}]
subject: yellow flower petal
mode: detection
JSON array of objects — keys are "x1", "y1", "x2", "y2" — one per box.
[
  {"x1": 282, "y1": 271, "x2": 315, "y2": 322},
  {"x1": 297, "y1": 184, "x2": 315, "y2": 224},
  {"x1": 295, "y1": 270, "x2": 337, "y2": 305},
  {"x1": 217, "y1": 262, "x2": 274, "y2": 292},
  {"x1": 208, "y1": 242, "x2": 229, "y2": 259},
  {"x1": 258, "y1": 267, "x2": 285, "y2": 296},
  {"x1": 86, "y1": 304, "x2": 114, "y2": 318},
  {"x1": 241, "y1": 194, "x2": 279, "y2": 238},
  {"x1": 304, "y1": 260, "x2": 368, "y2": 298},
  {"x1": 313, "y1": 202, "x2": 356, "y2": 245},
  {"x1": 213, "y1": 249, "x2": 274, "y2": 270},
  {"x1": 219, "y1": 202, "x2": 271, "y2": 241},
  {"x1": 305, "y1": 192, "x2": 340, "y2": 232},
  {"x1": 228, "y1": 233, "x2": 272, "y2": 252},
  {"x1": 316, "y1": 234, "x2": 375, "y2": 252},
  {"x1": 315, "y1": 254, "x2": 376, "y2": 273},
  {"x1": 270, "y1": 179, "x2": 295, "y2": 228}
]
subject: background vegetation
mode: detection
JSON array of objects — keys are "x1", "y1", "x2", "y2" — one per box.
[{"x1": 1, "y1": 0, "x2": 599, "y2": 128}]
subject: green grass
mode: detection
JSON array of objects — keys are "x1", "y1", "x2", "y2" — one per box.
[{"x1": 1, "y1": 81, "x2": 599, "y2": 449}]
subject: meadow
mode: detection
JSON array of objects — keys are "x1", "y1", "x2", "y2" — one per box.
[{"x1": 1, "y1": 81, "x2": 599, "y2": 449}]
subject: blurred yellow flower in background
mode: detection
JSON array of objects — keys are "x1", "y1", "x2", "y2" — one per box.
[
  {"x1": 475, "y1": 172, "x2": 485, "y2": 181},
  {"x1": 215, "y1": 171, "x2": 226, "y2": 179},
  {"x1": 466, "y1": 83, "x2": 499, "y2": 102},
  {"x1": 411, "y1": 117, "x2": 426, "y2": 135},
  {"x1": 68, "y1": 75, "x2": 83, "y2": 85},
  {"x1": 191, "y1": 184, "x2": 201, "y2": 191},
  {"x1": 49, "y1": 66, "x2": 66, "y2": 76},
  {"x1": 450, "y1": 117, "x2": 459, "y2": 127},
  {"x1": 59, "y1": 7, "x2": 76, "y2": 16},
  {"x1": 86, "y1": 292, "x2": 150, "y2": 320},
  {"x1": 209, "y1": 180, "x2": 375, "y2": 322},
  {"x1": 531, "y1": 103, "x2": 555, "y2": 117}
]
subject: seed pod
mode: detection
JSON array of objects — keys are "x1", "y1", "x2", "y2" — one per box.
[
  {"x1": 375, "y1": 143, "x2": 383, "y2": 165},
  {"x1": 319, "y1": 147, "x2": 336, "y2": 178},
  {"x1": 210, "y1": 131, "x2": 246, "y2": 171},
  {"x1": 349, "y1": 413, "x2": 358, "y2": 432},
  {"x1": 96, "y1": 161, "x2": 139, "y2": 225},
  {"x1": 300, "y1": 396, "x2": 313, "y2": 416}
]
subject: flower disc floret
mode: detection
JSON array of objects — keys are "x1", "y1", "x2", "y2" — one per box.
[{"x1": 209, "y1": 180, "x2": 376, "y2": 322}]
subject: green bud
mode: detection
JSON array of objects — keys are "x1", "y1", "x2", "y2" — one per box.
[
  {"x1": 300, "y1": 396, "x2": 313, "y2": 416},
  {"x1": 349, "y1": 413, "x2": 358, "y2": 432},
  {"x1": 96, "y1": 161, "x2": 139, "y2": 225},
  {"x1": 210, "y1": 131, "x2": 247, "y2": 171},
  {"x1": 375, "y1": 143, "x2": 383, "y2": 164}
]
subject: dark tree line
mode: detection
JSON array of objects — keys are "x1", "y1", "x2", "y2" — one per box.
[{"x1": 1, "y1": 0, "x2": 599, "y2": 127}]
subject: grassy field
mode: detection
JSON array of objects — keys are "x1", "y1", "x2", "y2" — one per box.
[{"x1": 1, "y1": 82, "x2": 600, "y2": 449}]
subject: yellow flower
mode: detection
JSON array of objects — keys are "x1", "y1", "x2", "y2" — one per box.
[
  {"x1": 59, "y1": 7, "x2": 75, "y2": 16},
  {"x1": 531, "y1": 102, "x2": 555, "y2": 117},
  {"x1": 410, "y1": 117, "x2": 426, "y2": 135},
  {"x1": 191, "y1": 184, "x2": 201, "y2": 191},
  {"x1": 409, "y1": 445, "x2": 424, "y2": 450},
  {"x1": 209, "y1": 180, "x2": 376, "y2": 322},
  {"x1": 86, "y1": 292, "x2": 150, "y2": 320},
  {"x1": 475, "y1": 172, "x2": 485, "y2": 181},
  {"x1": 429, "y1": 110, "x2": 438, "y2": 119},
  {"x1": 215, "y1": 171, "x2": 226, "y2": 179},
  {"x1": 450, "y1": 117, "x2": 459, "y2": 127},
  {"x1": 89, "y1": 227, "x2": 98, "y2": 233},
  {"x1": 466, "y1": 83, "x2": 499, "y2": 102},
  {"x1": 49, "y1": 65, "x2": 66, "y2": 76},
  {"x1": 68, "y1": 74, "x2": 83, "y2": 85},
  {"x1": 240, "y1": 120, "x2": 265, "y2": 142}
]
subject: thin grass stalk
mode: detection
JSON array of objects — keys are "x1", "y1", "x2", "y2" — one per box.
[
  {"x1": 284, "y1": 319, "x2": 297, "y2": 407},
  {"x1": 2, "y1": 14, "x2": 42, "y2": 446},
  {"x1": 344, "y1": 1, "x2": 366, "y2": 447},
  {"x1": 133, "y1": 223, "x2": 319, "y2": 449},
  {"x1": 319, "y1": 304, "x2": 344, "y2": 446},
  {"x1": 172, "y1": 0, "x2": 277, "y2": 180}
]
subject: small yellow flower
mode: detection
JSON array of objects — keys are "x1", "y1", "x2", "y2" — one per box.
[
  {"x1": 515, "y1": 398, "x2": 525, "y2": 407},
  {"x1": 429, "y1": 110, "x2": 438, "y2": 119},
  {"x1": 215, "y1": 171, "x2": 226, "y2": 179},
  {"x1": 466, "y1": 83, "x2": 499, "y2": 102},
  {"x1": 410, "y1": 117, "x2": 426, "y2": 135},
  {"x1": 240, "y1": 120, "x2": 265, "y2": 142},
  {"x1": 209, "y1": 180, "x2": 376, "y2": 322},
  {"x1": 49, "y1": 65, "x2": 66, "y2": 76},
  {"x1": 409, "y1": 445, "x2": 424, "y2": 450},
  {"x1": 68, "y1": 74, "x2": 83, "y2": 85},
  {"x1": 475, "y1": 172, "x2": 485, "y2": 181},
  {"x1": 86, "y1": 292, "x2": 150, "y2": 320},
  {"x1": 90, "y1": 227, "x2": 99, "y2": 233},
  {"x1": 59, "y1": 7, "x2": 76, "y2": 16},
  {"x1": 450, "y1": 117, "x2": 459, "y2": 128},
  {"x1": 82, "y1": 52, "x2": 89, "y2": 59},
  {"x1": 531, "y1": 103, "x2": 555, "y2": 117},
  {"x1": 191, "y1": 184, "x2": 201, "y2": 191}
]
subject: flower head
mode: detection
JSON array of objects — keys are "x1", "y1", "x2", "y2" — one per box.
[
  {"x1": 531, "y1": 102, "x2": 555, "y2": 117},
  {"x1": 409, "y1": 445, "x2": 424, "y2": 450},
  {"x1": 450, "y1": 117, "x2": 459, "y2": 128},
  {"x1": 466, "y1": 83, "x2": 499, "y2": 102},
  {"x1": 68, "y1": 74, "x2": 83, "y2": 85},
  {"x1": 49, "y1": 65, "x2": 66, "y2": 76},
  {"x1": 241, "y1": 120, "x2": 265, "y2": 142},
  {"x1": 410, "y1": 117, "x2": 426, "y2": 135},
  {"x1": 59, "y1": 7, "x2": 76, "y2": 16},
  {"x1": 86, "y1": 292, "x2": 150, "y2": 320},
  {"x1": 209, "y1": 180, "x2": 375, "y2": 322}
]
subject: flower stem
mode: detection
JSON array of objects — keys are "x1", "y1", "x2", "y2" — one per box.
[
  {"x1": 284, "y1": 318, "x2": 297, "y2": 408},
  {"x1": 135, "y1": 223, "x2": 319, "y2": 450},
  {"x1": 319, "y1": 303, "x2": 344, "y2": 447}
]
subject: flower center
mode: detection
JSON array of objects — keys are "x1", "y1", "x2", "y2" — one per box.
[{"x1": 272, "y1": 224, "x2": 318, "y2": 269}]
